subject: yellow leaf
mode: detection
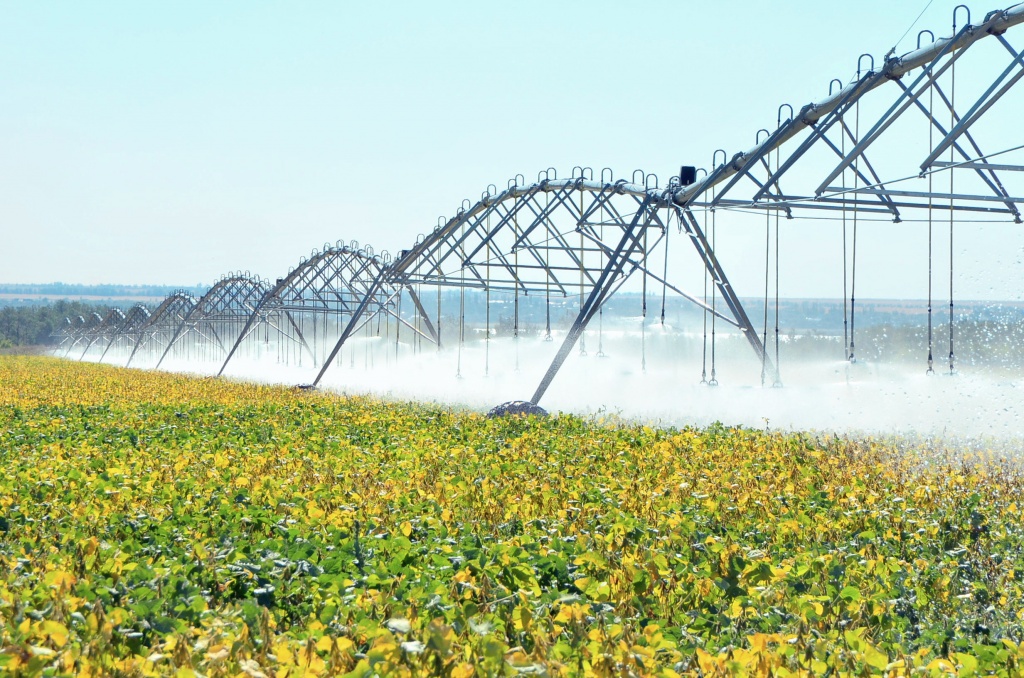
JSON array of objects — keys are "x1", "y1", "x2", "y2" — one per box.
[
  {"x1": 44, "y1": 570, "x2": 76, "y2": 590},
  {"x1": 274, "y1": 641, "x2": 295, "y2": 664},
  {"x1": 955, "y1": 652, "x2": 978, "y2": 675},
  {"x1": 41, "y1": 620, "x2": 69, "y2": 647},
  {"x1": 926, "y1": 658, "x2": 956, "y2": 673},
  {"x1": 400, "y1": 521, "x2": 412, "y2": 537},
  {"x1": 863, "y1": 645, "x2": 889, "y2": 671}
]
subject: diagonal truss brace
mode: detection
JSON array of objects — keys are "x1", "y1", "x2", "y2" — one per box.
[
  {"x1": 922, "y1": 33, "x2": 1024, "y2": 171},
  {"x1": 814, "y1": 23, "x2": 977, "y2": 195},
  {"x1": 311, "y1": 270, "x2": 390, "y2": 387},
  {"x1": 530, "y1": 197, "x2": 657, "y2": 405},
  {"x1": 681, "y1": 207, "x2": 770, "y2": 371}
]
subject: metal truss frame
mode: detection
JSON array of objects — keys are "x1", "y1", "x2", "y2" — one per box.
[
  {"x1": 154, "y1": 275, "x2": 269, "y2": 369},
  {"x1": 57, "y1": 316, "x2": 86, "y2": 356},
  {"x1": 217, "y1": 243, "x2": 410, "y2": 376},
  {"x1": 62, "y1": 312, "x2": 105, "y2": 359},
  {"x1": 64, "y1": 3, "x2": 1024, "y2": 405},
  {"x1": 306, "y1": 171, "x2": 761, "y2": 394},
  {"x1": 97, "y1": 304, "x2": 150, "y2": 363},
  {"x1": 676, "y1": 4, "x2": 1024, "y2": 222},
  {"x1": 124, "y1": 292, "x2": 197, "y2": 367}
]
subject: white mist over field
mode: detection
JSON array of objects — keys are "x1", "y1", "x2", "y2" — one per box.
[{"x1": 93, "y1": 327, "x2": 1024, "y2": 443}]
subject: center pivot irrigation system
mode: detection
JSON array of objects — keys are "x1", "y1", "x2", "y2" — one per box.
[{"x1": 61, "y1": 4, "x2": 1024, "y2": 406}]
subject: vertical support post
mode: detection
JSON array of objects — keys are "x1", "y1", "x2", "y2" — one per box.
[
  {"x1": 63, "y1": 335, "x2": 80, "y2": 358},
  {"x1": 218, "y1": 302, "x2": 269, "y2": 376},
  {"x1": 681, "y1": 208, "x2": 771, "y2": 373},
  {"x1": 155, "y1": 309, "x2": 197, "y2": 370},
  {"x1": 78, "y1": 336, "x2": 98, "y2": 362},
  {"x1": 530, "y1": 197, "x2": 655, "y2": 405},
  {"x1": 98, "y1": 331, "x2": 120, "y2": 364},
  {"x1": 284, "y1": 311, "x2": 318, "y2": 366},
  {"x1": 311, "y1": 271, "x2": 388, "y2": 387},
  {"x1": 405, "y1": 285, "x2": 439, "y2": 344}
]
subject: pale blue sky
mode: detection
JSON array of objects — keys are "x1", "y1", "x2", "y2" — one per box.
[{"x1": 2, "y1": 1, "x2": 1021, "y2": 299}]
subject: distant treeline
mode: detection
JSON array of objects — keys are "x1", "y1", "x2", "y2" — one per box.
[
  {"x1": 0, "y1": 300, "x2": 109, "y2": 348},
  {"x1": 3, "y1": 291, "x2": 1023, "y2": 364},
  {"x1": 0, "y1": 282, "x2": 208, "y2": 298}
]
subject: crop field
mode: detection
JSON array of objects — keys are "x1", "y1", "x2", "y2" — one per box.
[{"x1": 1, "y1": 356, "x2": 1024, "y2": 676}]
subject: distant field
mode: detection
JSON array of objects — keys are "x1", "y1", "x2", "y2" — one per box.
[
  {"x1": 0, "y1": 345, "x2": 50, "y2": 356},
  {"x1": 0, "y1": 294, "x2": 167, "y2": 303},
  {"x1": 1, "y1": 356, "x2": 1023, "y2": 676}
]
